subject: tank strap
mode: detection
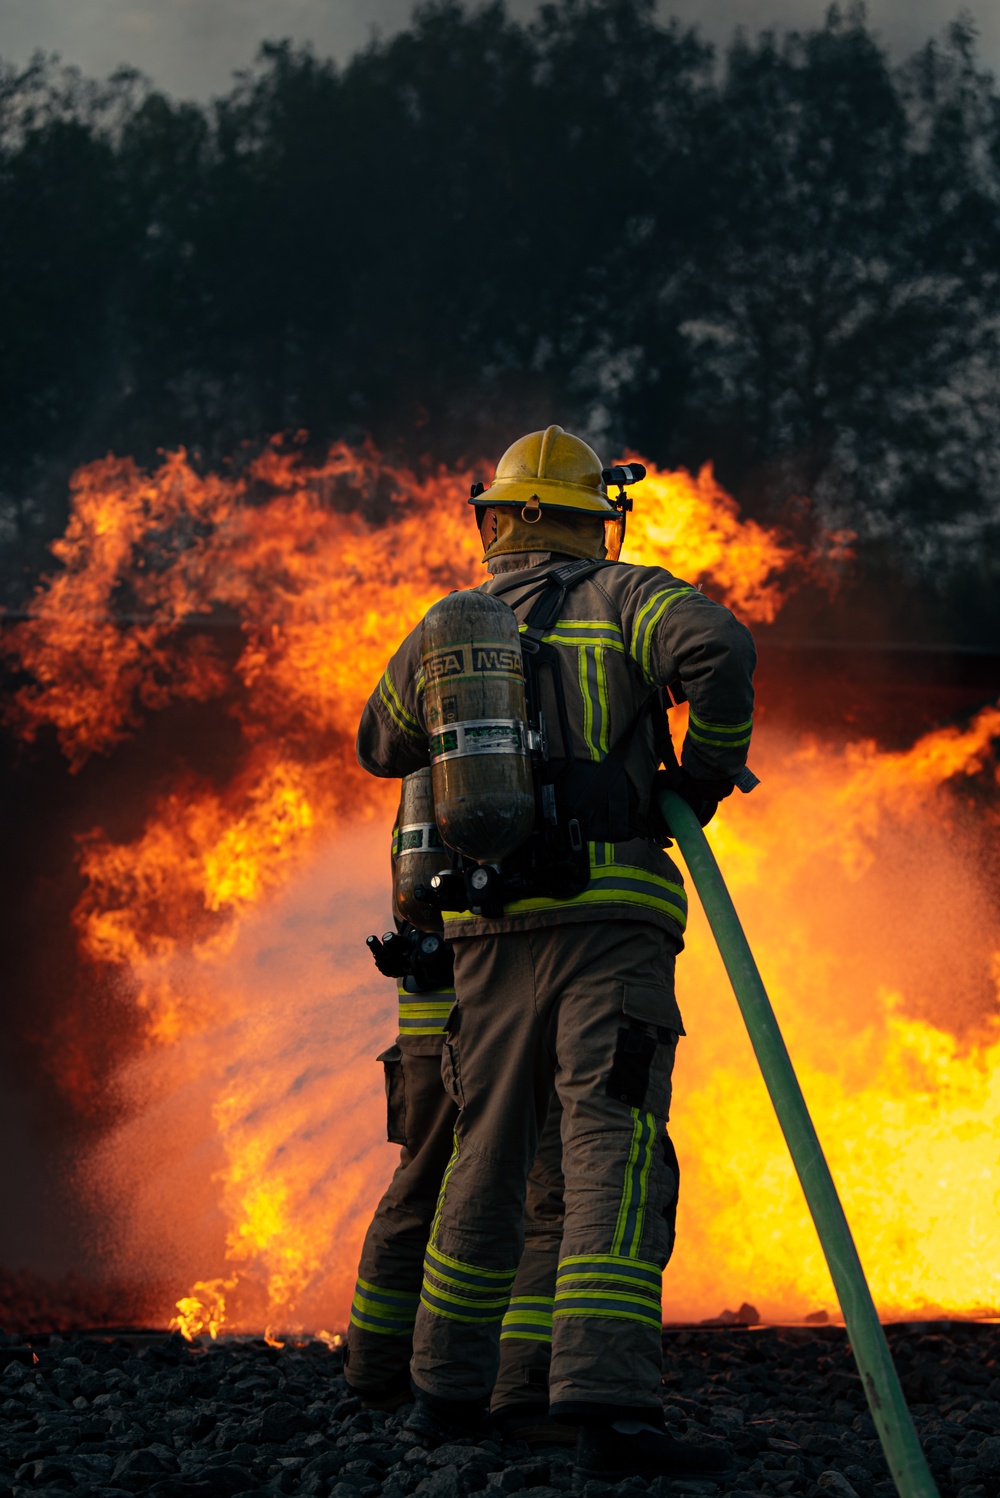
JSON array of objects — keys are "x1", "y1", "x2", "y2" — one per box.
[
  {"x1": 489, "y1": 558, "x2": 611, "y2": 626},
  {"x1": 561, "y1": 695, "x2": 656, "y2": 824}
]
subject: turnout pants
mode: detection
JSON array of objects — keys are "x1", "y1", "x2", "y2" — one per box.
[
  {"x1": 346, "y1": 1016, "x2": 564, "y2": 1413},
  {"x1": 410, "y1": 921, "x2": 682, "y2": 1418}
]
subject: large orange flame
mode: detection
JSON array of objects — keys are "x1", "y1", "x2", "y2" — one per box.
[{"x1": 4, "y1": 441, "x2": 997, "y2": 1334}]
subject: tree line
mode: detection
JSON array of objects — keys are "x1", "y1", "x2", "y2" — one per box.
[{"x1": 2, "y1": 0, "x2": 999, "y2": 639}]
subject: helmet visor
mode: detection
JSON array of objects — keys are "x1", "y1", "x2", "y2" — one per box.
[{"x1": 603, "y1": 514, "x2": 626, "y2": 562}]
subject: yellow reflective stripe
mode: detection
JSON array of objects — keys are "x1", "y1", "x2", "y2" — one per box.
[
  {"x1": 688, "y1": 727, "x2": 752, "y2": 749},
  {"x1": 420, "y1": 1280, "x2": 511, "y2": 1310},
  {"x1": 631, "y1": 587, "x2": 695, "y2": 683},
  {"x1": 429, "y1": 1132, "x2": 460, "y2": 1247},
  {"x1": 553, "y1": 1303, "x2": 662, "y2": 1325},
  {"x1": 499, "y1": 1329, "x2": 553, "y2": 1342},
  {"x1": 350, "y1": 1277, "x2": 420, "y2": 1336},
  {"x1": 579, "y1": 645, "x2": 610, "y2": 762},
  {"x1": 612, "y1": 1109, "x2": 655, "y2": 1256},
  {"x1": 418, "y1": 1294, "x2": 508, "y2": 1324},
  {"x1": 442, "y1": 883, "x2": 686, "y2": 929},
  {"x1": 688, "y1": 711, "x2": 752, "y2": 750},
  {"x1": 689, "y1": 711, "x2": 752, "y2": 734},
  {"x1": 420, "y1": 1242, "x2": 516, "y2": 1325},
  {"x1": 356, "y1": 1276, "x2": 420, "y2": 1303},
  {"x1": 517, "y1": 619, "x2": 625, "y2": 652},
  {"x1": 556, "y1": 1255, "x2": 662, "y2": 1287},
  {"x1": 554, "y1": 1288, "x2": 660, "y2": 1309},
  {"x1": 378, "y1": 667, "x2": 421, "y2": 739},
  {"x1": 425, "y1": 1241, "x2": 518, "y2": 1283},
  {"x1": 398, "y1": 993, "x2": 453, "y2": 1035},
  {"x1": 544, "y1": 629, "x2": 624, "y2": 651},
  {"x1": 439, "y1": 846, "x2": 687, "y2": 931}
]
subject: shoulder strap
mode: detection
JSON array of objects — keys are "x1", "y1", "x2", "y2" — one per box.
[{"x1": 490, "y1": 558, "x2": 610, "y2": 630}]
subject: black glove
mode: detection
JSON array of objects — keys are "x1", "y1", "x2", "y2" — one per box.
[
  {"x1": 653, "y1": 768, "x2": 735, "y2": 831},
  {"x1": 676, "y1": 770, "x2": 735, "y2": 827}
]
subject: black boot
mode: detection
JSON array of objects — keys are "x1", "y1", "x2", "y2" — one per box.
[
  {"x1": 575, "y1": 1417, "x2": 736, "y2": 1484},
  {"x1": 403, "y1": 1389, "x2": 493, "y2": 1446},
  {"x1": 344, "y1": 1366, "x2": 414, "y2": 1413},
  {"x1": 493, "y1": 1401, "x2": 578, "y2": 1448}
]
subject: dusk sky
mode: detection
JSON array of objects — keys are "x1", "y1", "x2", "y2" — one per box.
[{"x1": 1, "y1": 0, "x2": 996, "y2": 100}]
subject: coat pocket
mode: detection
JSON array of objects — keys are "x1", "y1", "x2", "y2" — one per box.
[{"x1": 377, "y1": 1044, "x2": 407, "y2": 1145}]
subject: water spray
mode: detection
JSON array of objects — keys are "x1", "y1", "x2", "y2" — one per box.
[{"x1": 659, "y1": 788, "x2": 939, "y2": 1498}]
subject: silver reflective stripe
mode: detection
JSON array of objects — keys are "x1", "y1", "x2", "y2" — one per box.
[
  {"x1": 396, "y1": 821, "x2": 447, "y2": 854},
  {"x1": 429, "y1": 719, "x2": 530, "y2": 763}
]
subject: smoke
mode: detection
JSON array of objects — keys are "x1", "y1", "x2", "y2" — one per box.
[{"x1": 79, "y1": 826, "x2": 398, "y2": 1331}]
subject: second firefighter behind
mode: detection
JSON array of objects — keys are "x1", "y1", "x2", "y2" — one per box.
[
  {"x1": 356, "y1": 425, "x2": 757, "y2": 1482},
  {"x1": 346, "y1": 821, "x2": 570, "y2": 1438}
]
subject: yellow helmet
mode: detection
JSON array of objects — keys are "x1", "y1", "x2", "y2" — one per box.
[{"x1": 471, "y1": 425, "x2": 616, "y2": 518}]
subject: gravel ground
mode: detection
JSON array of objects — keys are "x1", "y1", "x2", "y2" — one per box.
[{"x1": 1, "y1": 1322, "x2": 997, "y2": 1498}]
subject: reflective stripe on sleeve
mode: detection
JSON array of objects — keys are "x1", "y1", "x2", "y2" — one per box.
[
  {"x1": 631, "y1": 586, "x2": 697, "y2": 684},
  {"x1": 378, "y1": 666, "x2": 422, "y2": 740},
  {"x1": 688, "y1": 711, "x2": 753, "y2": 750}
]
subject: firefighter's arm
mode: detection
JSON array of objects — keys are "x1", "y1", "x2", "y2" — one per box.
[
  {"x1": 356, "y1": 630, "x2": 429, "y2": 779},
  {"x1": 621, "y1": 569, "x2": 756, "y2": 781},
  {"x1": 649, "y1": 590, "x2": 757, "y2": 783}
]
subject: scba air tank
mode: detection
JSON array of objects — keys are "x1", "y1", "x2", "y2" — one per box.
[
  {"x1": 421, "y1": 590, "x2": 535, "y2": 865},
  {"x1": 392, "y1": 768, "x2": 447, "y2": 931}
]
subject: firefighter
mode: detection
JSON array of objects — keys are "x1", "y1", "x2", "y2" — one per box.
[
  {"x1": 356, "y1": 426, "x2": 756, "y2": 1483},
  {"x1": 346, "y1": 849, "x2": 571, "y2": 1442}
]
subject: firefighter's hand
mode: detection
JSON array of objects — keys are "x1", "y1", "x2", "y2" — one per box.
[{"x1": 675, "y1": 770, "x2": 735, "y2": 828}]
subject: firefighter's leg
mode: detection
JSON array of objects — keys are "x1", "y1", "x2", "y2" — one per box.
[
  {"x1": 346, "y1": 999, "x2": 457, "y2": 1400},
  {"x1": 542, "y1": 920, "x2": 683, "y2": 1420},
  {"x1": 410, "y1": 933, "x2": 550, "y2": 1404},
  {"x1": 492, "y1": 1087, "x2": 564, "y2": 1418}
]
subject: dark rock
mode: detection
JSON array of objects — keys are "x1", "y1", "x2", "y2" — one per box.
[
  {"x1": 417, "y1": 1464, "x2": 469, "y2": 1498},
  {"x1": 302, "y1": 1450, "x2": 346, "y2": 1481},
  {"x1": 111, "y1": 1446, "x2": 178, "y2": 1490},
  {"x1": 488, "y1": 1469, "x2": 526, "y2": 1491},
  {"x1": 15, "y1": 1455, "x2": 75, "y2": 1484},
  {"x1": 815, "y1": 1473, "x2": 859, "y2": 1498},
  {"x1": 246, "y1": 1399, "x2": 315, "y2": 1445},
  {"x1": 975, "y1": 1436, "x2": 1000, "y2": 1472}
]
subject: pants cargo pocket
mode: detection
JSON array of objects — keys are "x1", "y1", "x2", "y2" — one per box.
[
  {"x1": 439, "y1": 1003, "x2": 464, "y2": 1109},
  {"x1": 378, "y1": 1044, "x2": 407, "y2": 1145},
  {"x1": 605, "y1": 982, "x2": 681, "y2": 1117}
]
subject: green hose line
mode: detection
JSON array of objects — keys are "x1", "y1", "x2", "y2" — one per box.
[{"x1": 659, "y1": 788, "x2": 939, "y2": 1498}]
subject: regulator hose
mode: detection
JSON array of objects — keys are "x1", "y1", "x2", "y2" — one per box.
[{"x1": 658, "y1": 788, "x2": 939, "y2": 1498}]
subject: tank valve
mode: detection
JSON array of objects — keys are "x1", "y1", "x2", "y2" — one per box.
[
  {"x1": 421, "y1": 870, "x2": 468, "y2": 910},
  {"x1": 464, "y1": 863, "x2": 504, "y2": 916}
]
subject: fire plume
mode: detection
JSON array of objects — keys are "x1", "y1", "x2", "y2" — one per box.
[{"x1": 3, "y1": 440, "x2": 998, "y2": 1334}]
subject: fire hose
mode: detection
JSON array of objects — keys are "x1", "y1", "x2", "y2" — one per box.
[{"x1": 658, "y1": 788, "x2": 939, "y2": 1498}]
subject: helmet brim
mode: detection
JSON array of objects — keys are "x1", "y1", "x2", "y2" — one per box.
[{"x1": 468, "y1": 477, "x2": 617, "y2": 516}]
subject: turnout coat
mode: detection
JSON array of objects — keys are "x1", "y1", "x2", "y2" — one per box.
[{"x1": 357, "y1": 550, "x2": 757, "y2": 947}]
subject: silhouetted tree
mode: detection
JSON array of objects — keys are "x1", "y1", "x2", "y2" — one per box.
[{"x1": 1, "y1": 2, "x2": 998, "y2": 633}]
